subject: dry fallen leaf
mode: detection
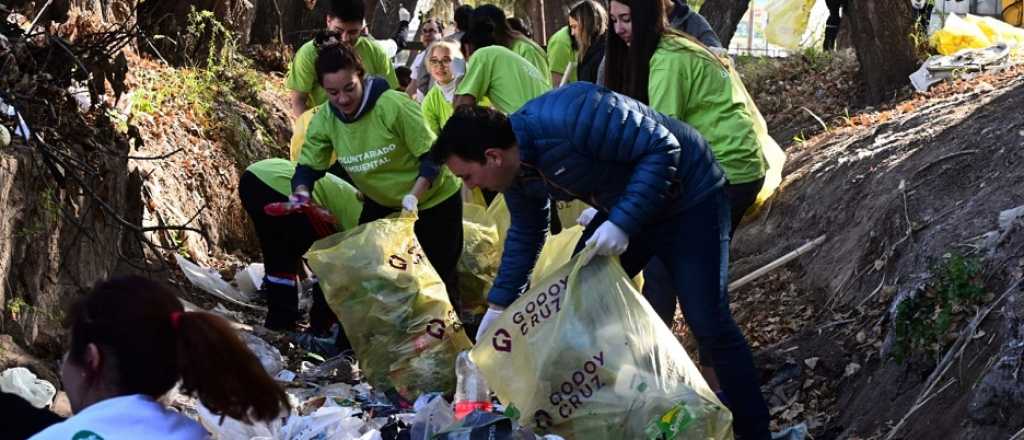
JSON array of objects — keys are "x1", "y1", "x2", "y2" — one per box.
[
  {"x1": 805, "y1": 357, "x2": 820, "y2": 370},
  {"x1": 845, "y1": 362, "x2": 861, "y2": 377}
]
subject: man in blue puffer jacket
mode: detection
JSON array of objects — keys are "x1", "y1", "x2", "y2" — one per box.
[{"x1": 430, "y1": 82, "x2": 771, "y2": 439}]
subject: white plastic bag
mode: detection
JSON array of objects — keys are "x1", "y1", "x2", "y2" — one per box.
[{"x1": 0, "y1": 367, "x2": 56, "y2": 409}]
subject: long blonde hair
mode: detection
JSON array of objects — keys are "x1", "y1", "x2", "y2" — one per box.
[{"x1": 569, "y1": 0, "x2": 608, "y2": 63}]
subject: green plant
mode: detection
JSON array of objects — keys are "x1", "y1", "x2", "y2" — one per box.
[
  {"x1": 893, "y1": 253, "x2": 988, "y2": 363},
  {"x1": 6, "y1": 297, "x2": 29, "y2": 320},
  {"x1": 798, "y1": 46, "x2": 834, "y2": 72},
  {"x1": 792, "y1": 130, "x2": 808, "y2": 145},
  {"x1": 15, "y1": 187, "x2": 60, "y2": 238}
]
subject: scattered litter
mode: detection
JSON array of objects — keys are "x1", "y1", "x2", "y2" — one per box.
[
  {"x1": 910, "y1": 43, "x2": 1010, "y2": 92},
  {"x1": 196, "y1": 400, "x2": 281, "y2": 439},
  {"x1": 298, "y1": 352, "x2": 358, "y2": 382},
  {"x1": 210, "y1": 303, "x2": 247, "y2": 323},
  {"x1": 844, "y1": 362, "x2": 862, "y2": 377},
  {"x1": 240, "y1": 331, "x2": 285, "y2": 376},
  {"x1": 772, "y1": 422, "x2": 810, "y2": 440},
  {"x1": 410, "y1": 393, "x2": 454, "y2": 440},
  {"x1": 998, "y1": 205, "x2": 1024, "y2": 231},
  {"x1": 0, "y1": 367, "x2": 56, "y2": 409},
  {"x1": 233, "y1": 263, "x2": 265, "y2": 295},
  {"x1": 278, "y1": 403, "x2": 372, "y2": 440},
  {"x1": 434, "y1": 410, "x2": 514, "y2": 440},
  {"x1": 275, "y1": 369, "x2": 298, "y2": 383},
  {"x1": 175, "y1": 254, "x2": 264, "y2": 310},
  {"x1": 0, "y1": 96, "x2": 31, "y2": 142}
]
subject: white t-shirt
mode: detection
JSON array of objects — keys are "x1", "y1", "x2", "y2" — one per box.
[{"x1": 30, "y1": 394, "x2": 208, "y2": 440}]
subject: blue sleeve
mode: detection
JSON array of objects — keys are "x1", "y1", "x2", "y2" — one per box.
[
  {"x1": 417, "y1": 154, "x2": 441, "y2": 183},
  {"x1": 292, "y1": 164, "x2": 327, "y2": 193},
  {"x1": 561, "y1": 86, "x2": 680, "y2": 236},
  {"x1": 487, "y1": 182, "x2": 550, "y2": 307}
]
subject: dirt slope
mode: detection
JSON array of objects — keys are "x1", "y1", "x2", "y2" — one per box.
[{"x1": 731, "y1": 68, "x2": 1024, "y2": 438}]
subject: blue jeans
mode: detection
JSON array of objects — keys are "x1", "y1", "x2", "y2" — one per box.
[{"x1": 575, "y1": 189, "x2": 771, "y2": 439}]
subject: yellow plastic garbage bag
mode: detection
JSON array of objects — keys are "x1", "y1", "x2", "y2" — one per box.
[
  {"x1": 486, "y1": 193, "x2": 512, "y2": 246},
  {"x1": 765, "y1": 0, "x2": 817, "y2": 49},
  {"x1": 553, "y1": 200, "x2": 590, "y2": 231},
  {"x1": 289, "y1": 106, "x2": 337, "y2": 163},
  {"x1": 530, "y1": 225, "x2": 585, "y2": 285},
  {"x1": 305, "y1": 213, "x2": 472, "y2": 399},
  {"x1": 532, "y1": 225, "x2": 643, "y2": 291},
  {"x1": 471, "y1": 249, "x2": 733, "y2": 439},
  {"x1": 964, "y1": 14, "x2": 1024, "y2": 55},
  {"x1": 457, "y1": 204, "x2": 501, "y2": 323},
  {"x1": 932, "y1": 13, "x2": 994, "y2": 55},
  {"x1": 750, "y1": 137, "x2": 786, "y2": 218}
]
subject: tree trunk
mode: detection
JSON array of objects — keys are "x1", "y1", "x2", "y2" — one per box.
[
  {"x1": 249, "y1": 0, "x2": 325, "y2": 46},
  {"x1": 543, "y1": 0, "x2": 569, "y2": 42},
  {"x1": 698, "y1": 0, "x2": 749, "y2": 48},
  {"x1": 845, "y1": 0, "x2": 918, "y2": 104}
]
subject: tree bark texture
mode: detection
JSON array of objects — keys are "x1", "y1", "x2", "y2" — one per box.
[
  {"x1": 846, "y1": 0, "x2": 918, "y2": 104},
  {"x1": 250, "y1": 0, "x2": 325, "y2": 46},
  {"x1": 698, "y1": 0, "x2": 749, "y2": 48}
]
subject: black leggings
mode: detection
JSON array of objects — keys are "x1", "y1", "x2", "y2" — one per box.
[
  {"x1": 723, "y1": 177, "x2": 765, "y2": 235},
  {"x1": 239, "y1": 171, "x2": 317, "y2": 277},
  {"x1": 238, "y1": 171, "x2": 337, "y2": 332},
  {"x1": 358, "y1": 189, "x2": 464, "y2": 302}
]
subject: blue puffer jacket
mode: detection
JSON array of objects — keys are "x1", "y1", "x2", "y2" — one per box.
[{"x1": 488, "y1": 82, "x2": 725, "y2": 306}]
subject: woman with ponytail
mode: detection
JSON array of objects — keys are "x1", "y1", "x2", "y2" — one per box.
[
  {"x1": 466, "y1": 5, "x2": 549, "y2": 76},
  {"x1": 30, "y1": 276, "x2": 290, "y2": 439}
]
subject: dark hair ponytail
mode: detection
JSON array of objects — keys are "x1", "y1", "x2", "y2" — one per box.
[
  {"x1": 316, "y1": 43, "x2": 367, "y2": 85},
  {"x1": 67, "y1": 277, "x2": 290, "y2": 423}
]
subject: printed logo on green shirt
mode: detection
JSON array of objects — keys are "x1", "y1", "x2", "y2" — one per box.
[
  {"x1": 71, "y1": 431, "x2": 105, "y2": 440},
  {"x1": 340, "y1": 144, "x2": 397, "y2": 173}
]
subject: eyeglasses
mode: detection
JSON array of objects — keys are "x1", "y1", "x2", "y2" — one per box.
[{"x1": 428, "y1": 57, "x2": 453, "y2": 67}]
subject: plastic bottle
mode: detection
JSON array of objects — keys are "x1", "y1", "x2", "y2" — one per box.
[{"x1": 453, "y1": 351, "x2": 492, "y2": 419}]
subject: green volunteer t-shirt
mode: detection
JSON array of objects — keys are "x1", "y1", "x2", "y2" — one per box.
[
  {"x1": 547, "y1": 26, "x2": 576, "y2": 82},
  {"x1": 511, "y1": 37, "x2": 550, "y2": 77},
  {"x1": 648, "y1": 34, "x2": 768, "y2": 184},
  {"x1": 421, "y1": 84, "x2": 453, "y2": 136},
  {"x1": 457, "y1": 46, "x2": 551, "y2": 113},
  {"x1": 285, "y1": 37, "x2": 400, "y2": 108},
  {"x1": 248, "y1": 158, "x2": 363, "y2": 230},
  {"x1": 299, "y1": 91, "x2": 460, "y2": 209},
  {"x1": 422, "y1": 83, "x2": 491, "y2": 135}
]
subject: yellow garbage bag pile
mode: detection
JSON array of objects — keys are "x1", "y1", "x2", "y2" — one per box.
[
  {"x1": 932, "y1": 13, "x2": 1024, "y2": 56},
  {"x1": 305, "y1": 213, "x2": 472, "y2": 399},
  {"x1": 456, "y1": 204, "x2": 501, "y2": 323},
  {"x1": 471, "y1": 250, "x2": 733, "y2": 439}
]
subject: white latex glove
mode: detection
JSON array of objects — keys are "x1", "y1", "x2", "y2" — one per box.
[
  {"x1": 475, "y1": 307, "x2": 503, "y2": 342},
  {"x1": 577, "y1": 207, "x2": 598, "y2": 226},
  {"x1": 289, "y1": 190, "x2": 311, "y2": 207},
  {"x1": 585, "y1": 220, "x2": 629, "y2": 256},
  {"x1": 401, "y1": 194, "x2": 418, "y2": 212}
]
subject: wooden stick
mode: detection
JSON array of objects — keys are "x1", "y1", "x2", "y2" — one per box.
[
  {"x1": 883, "y1": 278, "x2": 1020, "y2": 440},
  {"x1": 729, "y1": 234, "x2": 827, "y2": 291}
]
